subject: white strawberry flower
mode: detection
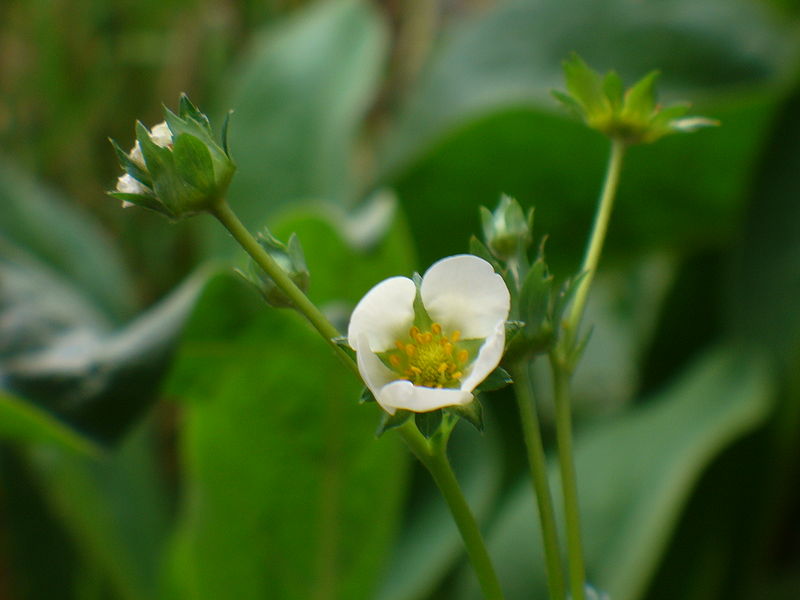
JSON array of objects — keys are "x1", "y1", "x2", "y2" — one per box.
[{"x1": 348, "y1": 255, "x2": 510, "y2": 415}]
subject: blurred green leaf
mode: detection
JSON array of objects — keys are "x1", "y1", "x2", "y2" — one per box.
[
  {"x1": 25, "y1": 420, "x2": 169, "y2": 600},
  {"x1": 1, "y1": 251, "x2": 206, "y2": 444},
  {"x1": 380, "y1": 0, "x2": 797, "y2": 270},
  {"x1": 0, "y1": 390, "x2": 99, "y2": 456},
  {"x1": 462, "y1": 346, "x2": 772, "y2": 600},
  {"x1": 0, "y1": 159, "x2": 136, "y2": 320},
  {"x1": 381, "y1": 0, "x2": 797, "y2": 175},
  {"x1": 210, "y1": 0, "x2": 387, "y2": 254},
  {"x1": 165, "y1": 206, "x2": 415, "y2": 600}
]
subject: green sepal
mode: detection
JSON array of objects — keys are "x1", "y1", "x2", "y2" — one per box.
[
  {"x1": 602, "y1": 71, "x2": 624, "y2": 110},
  {"x1": 172, "y1": 133, "x2": 215, "y2": 195},
  {"x1": 621, "y1": 70, "x2": 660, "y2": 123},
  {"x1": 519, "y1": 250, "x2": 556, "y2": 352},
  {"x1": 562, "y1": 53, "x2": 608, "y2": 116},
  {"x1": 411, "y1": 274, "x2": 434, "y2": 331},
  {"x1": 332, "y1": 336, "x2": 356, "y2": 361},
  {"x1": 359, "y1": 388, "x2": 376, "y2": 404},
  {"x1": 550, "y1": 89, "x2": 584, "y2": 120},
  {"x1": 469, "y1": 236, "x2": 503, "y2": 273},
  {"x1": 475, "y1": 366, "x2": 513, "y2": 392},
  {"x1": 415, "y1": 410, "x2": 443, "y2": 439},
  {"x1": 136, "y1": 120, "x2": 191, "y2": 214},
  {"x1": 447, "y1": 399, "x2": 484, "y2": 433},
  {"x1": 376, "y1": 409, "x2": 412, "y2": 437},
  {"x1": 107, "y1": 191, "x2": 176, "y2": 220},
  {"x1": 109, "y1": 138, "x2": 152, "y2": 187},
  {"x1": 221, "y1": 110, "x2": 233, "y2": 157},
  {"x1": 504, "y1": 320, "x2": 525, "y2": 348},
  {"x1": 178, "y1": 93, "x2": 212, "y2": 133}
]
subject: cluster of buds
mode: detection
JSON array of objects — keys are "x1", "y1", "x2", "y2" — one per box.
[
  {"x1": 109, "y1": 94, "x2": 235, "y2": 219},
  {"x1": 552, "y1": 54, "x2": 717, "y2": 145}
]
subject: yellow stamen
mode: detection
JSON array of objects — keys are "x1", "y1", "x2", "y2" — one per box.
[
  {"x1": 431, "y1": 323, "x2": 442, "y2": 335},
  {"x1": 389, "y1": 354, "x2": 401, "y2": 367},
  {"x1": 451, "y1": 330, "x2": 461, "y2": 342},
  {"x1": 405, "y1": 344, "x2": 416, "y2": 356},
  {"x1": 457, "y1": 349, "x2": 468, "y2": 363}
]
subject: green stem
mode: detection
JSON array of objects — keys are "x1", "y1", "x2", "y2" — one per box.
[
  {"x1": 549, "y1": 355, "x2": 585, "y2": 600},
  {"x1": 565, "y1": 140, "x2": 625, "y2": 340},
  {"x1": 398, "y1": 422, "x2": 506, "y2": 600},
  {"x1": 212, "y1": 200, "x2": 504, "y2": 597},
  {"x1": 211, "y1": 200, "x2": 359, "y2": 378},
  {"x1": 511, "y1": 362, "x2": 566, "y2": 600}
]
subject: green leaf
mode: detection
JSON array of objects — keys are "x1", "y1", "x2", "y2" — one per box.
[
  {"x1": 0, "y1": 159, "x2": 136, "y2": 320},
  {"x1": 165, "y1": 206, "x2": 415, "y2": 599},
  {"x1": 0, "y1": 391, "x2": 100, "y2": 456},
  {"x1": 164, "y1": 273, "x2": 407, "y2": 600},
  {"x1": 461, "y1": 346, "x2": 772, "y2": 600},
  {"x1": 25, "y1": 420, "x2": 170, "y2": 600},
  {"x1": 1, "y1": 252, "x2": 206, "y2": 444},
  {"x1": 207, "y1": 0, "x2": 387, "y2": 254},
  {"x1": 380, "y1": 0, "x2": 797, "y2": 271}
]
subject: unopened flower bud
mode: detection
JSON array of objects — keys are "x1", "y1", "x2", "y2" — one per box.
[
  {"x1": 239, "y1": 229, "x2": 310, "y2": 308},
  {"x1": 109, "y1": 94, "x2": 235, "y2": 220},
  {"x1": 480, "y1": 195, "x2": 533, "y2": 262}
]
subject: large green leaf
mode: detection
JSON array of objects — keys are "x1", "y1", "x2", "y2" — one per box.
[
  {"x1": 212, "y1": 0, "x2": 387, "y2": 253},
  {"x1": 0, "y1": 391, "x2": 99, "y2": 456},
  {"x1": 382, "y1": 0, "x2": 797, "y2": 175},
  {"x1": 0, "y1": 245, "x2": 206, "y2": 444},
  {"x1": 379, "y1": 0, "x2": 797, "y2": 271},
  {"x1": 165, "y1": 207, "x2": 415, "y2": 599},
  {"x1": 25, "y1": 420, "x2": 170, "y2": 600},
  {"x1": 0, "y1": 159, "x2": 136, "y2": 320},
  {"x1": 461, "y1": 346, "x2": 772, "y2": 600}
]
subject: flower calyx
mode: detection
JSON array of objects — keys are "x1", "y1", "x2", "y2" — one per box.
[
  {"x1": 553, "y1": 53, "x2": 718, "y2": 145},
  {"x1": 237, "y1": 228, "x2": 309, "y2": 309},
  {"x1": 109, "y1": 94, "x2": 235, "y2": 219}
]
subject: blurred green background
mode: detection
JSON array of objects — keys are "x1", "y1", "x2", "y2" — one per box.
[{"x1": 2, "y1": 0, "x2": 800, "y2": 598}]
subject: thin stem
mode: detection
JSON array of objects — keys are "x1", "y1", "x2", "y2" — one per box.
[
  {"x1": 511, "y1": 362, "x2": 566, "y2": 600},
  {"x1": 565, "y1": 140, "x2": 626, "y2": 339},
  {"x1": 398, "y1": 422, "x2": 506, "y2": 600},
  {"x1": 549, "y1": 355, "x2": 585, "y2": 600},
  {"x1": 211, "y1": 200, "x2": 359, "y2": 378}
]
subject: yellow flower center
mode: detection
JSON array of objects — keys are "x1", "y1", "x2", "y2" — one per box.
[{"x1": 385, "y1": 323, "x2": 470, "y2": 388}]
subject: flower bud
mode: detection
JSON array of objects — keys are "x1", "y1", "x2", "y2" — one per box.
[
  {"x1": 239, "y1": 229, "x2": 310, "y2": 308},
  {"x1": 109, "y1": 94, "x2": 235, "y2": 219},
  {"x1": 480, "y1": 195, "x2": 533, "y2": 262}
]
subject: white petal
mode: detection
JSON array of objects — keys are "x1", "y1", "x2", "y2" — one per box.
[
  {"x1": 353, "y1": 334, "x2": 397, "y2": 401},
  {"x1": 348, "y1": 276, "x2": 416, "y2": 351},
  {"x1": 378, "y1": 380, "x2": 473, "y2": 413},
  {"x1": 128, "y1": 141, "x2": 145, "y2": 168},
  {"x1": 149, "y1": 121, "x2": 173, "y2": 147},
  {"x1": 116, "y1": 173, "x2": 146, "y2": 195},
  {"x1": 460, "y1": 320, "x2": 506, "y2": 392},
  {"x1": 421, "y1": 255, "x2": 510, "y2": 339}
]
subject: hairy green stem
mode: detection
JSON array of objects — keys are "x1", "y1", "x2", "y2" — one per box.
[
  {"x1": 511, "y1": 362, "x2": 566, "y2": 600},
  {"x1": 212, "y1": 200, "x2": 503, "y2": 597},
  {"x1": 549, "y1": 356, "x2": 586, "y2": 600},
  {"x1": 398, "y1": 421, "x2": 506, "y2": 600},
  {"x1": 565, "y1": 140, "x2": 626, "y2": 340}
]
